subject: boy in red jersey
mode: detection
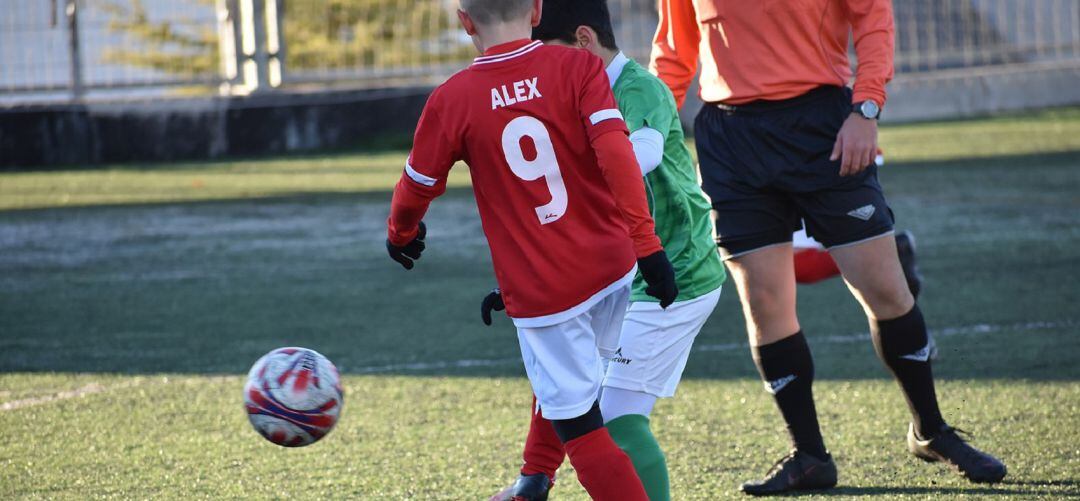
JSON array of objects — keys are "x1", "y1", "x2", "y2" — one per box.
[{"x1": 385, "y1": 1, "x2": 678, "y2": 498}]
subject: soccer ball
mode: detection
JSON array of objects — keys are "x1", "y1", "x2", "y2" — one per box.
[{"x1": 243, "y1": 347, "x2": 343, "y2": 447}]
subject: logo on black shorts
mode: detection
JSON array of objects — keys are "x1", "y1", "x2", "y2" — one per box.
[
  {"x1": 611, "y1": 347, "x2": 632, "y2": 365},
  {"x1": 847, "y1": 204, "x2": 877, "y2": 221}
]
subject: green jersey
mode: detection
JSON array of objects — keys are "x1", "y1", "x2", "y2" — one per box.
[{"x1": 611, "y1": 57, "x2": 726, "y2": 303}]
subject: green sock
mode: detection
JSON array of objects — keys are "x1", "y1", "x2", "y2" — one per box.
[{"x1": 606, "y1": 414, "x2": 670, "y2": 501}]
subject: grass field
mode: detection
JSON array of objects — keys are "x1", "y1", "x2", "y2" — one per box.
[{"x1": 1, "y1": 110, "x2": 1079, "y2": 499}]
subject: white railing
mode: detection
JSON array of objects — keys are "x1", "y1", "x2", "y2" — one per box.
[{"x1": 2, "y1": 0, "x2": 1079, "y2": 104}]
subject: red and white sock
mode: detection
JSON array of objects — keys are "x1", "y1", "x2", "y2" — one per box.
[
  {"x1": 564, "y1": 427, "x2": 649, "y2": 501},
  {"x1": 793, "y1": 248, "x2": 841, "y2": 284}
]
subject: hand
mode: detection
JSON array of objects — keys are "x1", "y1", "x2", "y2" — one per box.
[
  {"x1": 830, "y1": 113, "x2": 879, "y2": 177},
  {"x1": 386, "y1": 221, "x2": 427, "y2": 270},
  {"x1": 480, "y1": 288, "x2": 505, "y2": 326},
  {"x1": 637, "y1": 251, "x2": 679, "y2": 308}
]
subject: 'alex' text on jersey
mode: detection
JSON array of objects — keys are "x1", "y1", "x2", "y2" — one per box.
[{"x1": 491, "y1": 78, "x2": 542, "y2": 110}]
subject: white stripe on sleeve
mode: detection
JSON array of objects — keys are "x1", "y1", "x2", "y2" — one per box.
[
  {"x1": 589, "y1": 109, "x2": 624, "y2": 126},
  {"x1": 404, "y1": 163, "x2": 438, "y2": 187}
]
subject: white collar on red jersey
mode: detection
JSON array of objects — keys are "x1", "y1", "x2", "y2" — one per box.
[
  {"x1": 605, "y1": 52, "x2": 630, "y2": 89},
  {"x1": 473, "y1": 40, "x2": 543, "y2": 65}
]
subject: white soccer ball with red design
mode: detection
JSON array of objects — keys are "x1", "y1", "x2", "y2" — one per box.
[{"x1": 244, "y1": 347, "x2": 343, "y2": 447}]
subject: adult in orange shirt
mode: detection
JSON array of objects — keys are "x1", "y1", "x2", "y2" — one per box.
[{"x1": 651, "y1": 0, "x2": 1006, "y2": 495}]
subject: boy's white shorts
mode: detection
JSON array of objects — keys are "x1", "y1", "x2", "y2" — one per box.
[
  {"x1": 604, "y1": 287, "x2": 722, "y2": 398},
  {"x1": 516, "y1": 284, "x2": 630, "y2": 420}
]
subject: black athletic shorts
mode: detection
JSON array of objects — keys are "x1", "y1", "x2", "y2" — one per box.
[{"x1": 695, "y1": 85, "x2": 895, "y2": 259}]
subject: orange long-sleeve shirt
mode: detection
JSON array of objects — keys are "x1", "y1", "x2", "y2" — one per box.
[{"x1": 650, "y1": 0, "x2": 895, "y2": 108}]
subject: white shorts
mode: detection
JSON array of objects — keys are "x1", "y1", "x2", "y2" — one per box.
[
  {"x1": 516, "y1": 284, "x2": 630, "y2": 420},
  {"x1": 603, "y1": 287, "x2": 722, "y2": 398}
]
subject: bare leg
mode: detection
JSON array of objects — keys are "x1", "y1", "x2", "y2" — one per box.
[
  {"x1": 830, "y1": 234, "x2": 944, "y2": 437},
  {"x1": 725, "y1": 244, "x2": 800, "y2": 346},
  {"x1": 829, "y1": 234, "x2": 913, "y2": 321},
  {"x1": 727, "y1": 243, "x2": 828, "y2": 461}
]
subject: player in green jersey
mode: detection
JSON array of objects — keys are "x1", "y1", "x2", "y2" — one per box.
[{"x1": 482, "y1": 1, "x2": 725, "y2": 499}]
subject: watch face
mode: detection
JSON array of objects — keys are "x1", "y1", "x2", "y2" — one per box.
[{"x1": 861, "y1": 100, "x2": 880, "y2": 118}]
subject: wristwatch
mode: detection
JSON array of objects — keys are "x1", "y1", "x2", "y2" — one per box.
[{"x1": 854, "y1": 100, "x2": 881, "y2": 120}]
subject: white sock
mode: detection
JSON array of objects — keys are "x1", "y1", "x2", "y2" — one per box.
[{"x1": 600, "y1": 386, "x2": 657, "y2": 423}]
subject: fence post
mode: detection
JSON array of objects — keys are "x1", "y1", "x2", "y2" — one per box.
[
  {"x1": 217, "y1": 0, "x2": 244, "y2": 94},
  {"x1": 65, "y1": 0, "x2": 84, "y2": 101},
  {"x1": 249, "y1": 0, "x2": 271, "y2": 91},
  {"x1": 267, "y1": 0, "x2": 285, "y2": 87},
  {"x1": 219, "y1": 0, "x2": 279, "y2": 94}
]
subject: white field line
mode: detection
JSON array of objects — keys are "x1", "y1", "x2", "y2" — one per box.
[
  {"x1": 1, "y1": 320, "x2": 1073, "y2": 411},
  {"x1": 0, "y1": 378, "x2": 152, "y2": 412},
  {"x1": 697, "y1": 319, "x2": 1076, "y2": 352},
  {"x1": 346, "y1": 319, "x2": 1077, "y2": 374},
  {"x1": 351, "y1": 358, "x2": 523, "y2": 374}
]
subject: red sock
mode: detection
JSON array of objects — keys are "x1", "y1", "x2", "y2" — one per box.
[
  {"x1": 520, "y1": 396, "x2": 565, "y2": 482},
  {"x1": 564, "y1": 427, "x2": 648, "y2": 501},
  {"x1": 793, "y1": 248, "x2": 841, "y2": 284}
]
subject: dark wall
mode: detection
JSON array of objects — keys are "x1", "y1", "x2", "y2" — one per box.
[{"x1": 0, "y1": 87, "x2": 431, "y2": 168}]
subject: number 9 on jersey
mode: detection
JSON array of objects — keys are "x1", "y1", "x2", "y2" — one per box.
[{"x1": 501, "y1": 116, "x2": 568, "y2": 225}]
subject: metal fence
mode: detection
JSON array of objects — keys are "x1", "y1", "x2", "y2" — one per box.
[
  {"x1": 1, "y1": 0, "x2": 221, "y2": 102},
  {"x1": 2, "y1": 0, "x2": 1079, "y2": 104},
  {"x1": 1, "y1": 0, "x2": 72, "y2": 94},
  {"x1": 893, "y1": 0, "x2": 1080, "y2": 72}
]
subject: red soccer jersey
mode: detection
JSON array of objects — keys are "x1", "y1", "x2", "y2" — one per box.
[{"x1": 389, "y1": 40, "x2": 658, "y2": 323}]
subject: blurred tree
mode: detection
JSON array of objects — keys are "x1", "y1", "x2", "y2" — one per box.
[
  {"x1": 285, "y1": 0, "x2": 472, "y2": 70},
  {"x1": 98, "y1": 0, "x2": 219, "y2": 78},
  {"x1": 99, "y1": 0, "x2": 473, "y2": 80}
]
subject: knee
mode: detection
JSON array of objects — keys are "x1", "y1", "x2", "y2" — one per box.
[
  {"x1": 744, "y1": 283, "x2": 792, "y2": 316},
  {"x1": 600, "y1": 387, "x2": 657, "y2": 422},
  {"x1": 741, "y1": 283, "x2": 800, "y2": 343},
  {"x1": 551, "y1": 401, "x2": 603, "y2": 443},
  {"x1": 862, "y1": 283, "x2": 914, "y2": 319}
]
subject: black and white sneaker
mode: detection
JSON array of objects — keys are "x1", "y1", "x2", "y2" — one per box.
[
  {"x1": 908, "y1": 423, "x2": 1007, "y2": 483},
  {"x1": 740, "y1": 450, "x2": 838, "y2": 496},
  {"x1": 488, "y1": 473, "x2": 552, "y2": 501}
]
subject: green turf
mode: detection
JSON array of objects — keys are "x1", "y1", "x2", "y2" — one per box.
[
  {"x1": 0, "y1": 152, "x2": 474, "y2": 211},
  {"x1": 1, "y1": 111, "x2": 1079, "y2": 499},
  {"x1": 2, "y1": 108, "x2": 1079, "y2": 212},
  {"x1": 1, "y1": 376, "x2": 1077, "y2": 499}
]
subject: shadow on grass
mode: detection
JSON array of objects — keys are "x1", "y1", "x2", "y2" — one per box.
[
  {"x1": 0, "y1": 151, "x2": 1078, "y2": 378},
  {"x1": 1003, "y1": 479, "x2": 1080, "y2": 489},
  {"x1": 803, "y1": 481, "x2": 1079, "y2": 497}
]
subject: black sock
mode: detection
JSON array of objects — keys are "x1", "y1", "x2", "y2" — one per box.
[
  {"x1": 751, "y1": 332, "x2": 828, "y2": 460},
  {"x1": 550, "y1": 401, "x2": 603, "y2": 443},
  {"x1": 870, "y1": 304, "x2": 946, "y2": 438}
]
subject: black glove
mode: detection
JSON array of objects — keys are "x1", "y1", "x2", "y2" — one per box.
[
  {"x1": 637, "y1": 251, "x2": 678, "y2": 308},
  {"x1": 386, "y1": 221, "x2": 427, "y2": 270},
  {"x1": 480, "y1": 288, "x2": 505, "y2": 326}
]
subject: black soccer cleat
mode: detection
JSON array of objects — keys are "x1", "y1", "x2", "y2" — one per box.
[
  {"x1": 908, "y1": 423, "x2": 1007, "y2": 483},
  {"x1": 489, "y1": 473, "x2": 552, "y2": 501},
  {"x1": 739, "y1": 450, "x2": 838, "y2": 496},
  {"x1": 895, "y1": 230, "x2": 923, "y2": 300}
]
